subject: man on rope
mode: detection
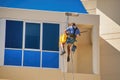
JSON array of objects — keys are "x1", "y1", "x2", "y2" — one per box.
[{"x1": 59, "y1": 23, "x2": 80, "y2": 62}]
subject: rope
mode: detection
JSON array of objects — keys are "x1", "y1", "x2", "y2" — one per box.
[
  {"x1": 60, "y1": 14, "x2": 69, "y2": 80},
  {"x1": 66, "y1": 15, "x2": 69, "y2": 28},
  {"x1": 71, "y1": 49, "x2": 75, "y2": 80},
  {"x1": 62, "y1": 55, "x2": 65, "y2": 80}
]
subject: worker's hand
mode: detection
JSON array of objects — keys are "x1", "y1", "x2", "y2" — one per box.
[
  {"x1": 65, "y1": 31, "x2": 70, "y2": 35},
  {"x1": 76, "y1": 34, "x2": 80, "y2": 38}
]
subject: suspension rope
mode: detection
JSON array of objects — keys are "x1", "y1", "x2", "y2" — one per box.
[
  {"x1": 62, "y1": 55, "x2": 65, "y2": 80},
  {"x1": 61, "y1": 12, "x2": 78, "y2": 80},
  {"x1": 66, "y1": 15, "x2": 69, "y2": 27},
  {"x1": 60, "y1": 14, "x2": 69, "y2": 80},
  {"x1": 71, "y1": 46, "x2": 75, "y2": 80}
]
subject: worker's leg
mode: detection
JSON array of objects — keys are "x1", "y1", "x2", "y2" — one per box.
[
  {"x1": 71, "y1": 44, "x2": 77, "y2": 52},
  {"x1": 60, "y1": 43, "x2": 66, "y2": 55},
  {"x1": 67, "y1": 43, "x2": 72, "y2": 62}
]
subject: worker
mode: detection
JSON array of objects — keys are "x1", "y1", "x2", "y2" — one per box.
[{"x1": 59, "y1": 23, "x2": 80, "y2": 62}]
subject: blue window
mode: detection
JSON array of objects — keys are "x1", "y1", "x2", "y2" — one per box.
[
  {"x1": 42, "y1": 23, "x2": 59, "y2": 51},
  {"x1": 23, "y1": 50, "x2": 41, "y2": 67},
  {"x1": 5, "y1": 20, "x2": 23, "y2": 48},
  {"x1": 4, "y1": 20, "x2": 60, "y2": 69},
  {"x1": 42, "y1": 51, "x2": 59, "y2": 68},
  {"x1": 25, "y1": 23, "x2": 40, "y2": 49},
  {"x1": 4, "y1": 49, "x2": 22, "y2": 66}
]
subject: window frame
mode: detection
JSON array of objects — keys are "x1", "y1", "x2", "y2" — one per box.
[{"x1": 4, "y1": 19, "x2": 60, "y2": 69}]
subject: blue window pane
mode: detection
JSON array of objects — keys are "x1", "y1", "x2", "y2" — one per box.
[
  {"x1": 5, "y1": 20, "x2": 23, "y2": 48},
  {"x1": 23, "y1": 50, "x2": 40, "y2": 67},
  {"x1": 25, "y1": 23, "x2": 40, "y2": 49},
  {"x1": 42, "y1": 51, "x2": 59, "y2": 68},
  {"x1": 4, "y1": 49, "x2": 22, "y2": 66},
  {"x1": 42, "y1": 23, "x2": 59, "y2": 51}
]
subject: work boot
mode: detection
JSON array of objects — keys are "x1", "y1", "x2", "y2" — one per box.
[
  {"x1": 71, "y1": 45, "x2": 77, "y2": 52},
  {"x1": 60, "y1": 50, "x2": 66, "y2": 55},
  {"x1": 67, "y1": 56, "x2": 70, "y2": 62}
]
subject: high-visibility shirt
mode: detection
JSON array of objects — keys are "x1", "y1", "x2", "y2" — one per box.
[{"x1": 59, "y1": 33, "x2": 67, "y2": 44}]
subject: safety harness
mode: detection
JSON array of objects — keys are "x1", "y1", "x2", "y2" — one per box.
[{"x1": 68, "y1": 27, "x2": 78, "y2": 39}]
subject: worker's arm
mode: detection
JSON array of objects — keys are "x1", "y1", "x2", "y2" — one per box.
[
  {"x1": 75, "y1": 28, "x2": 81, "y2": 37},
  {"x1": 76, "y1": 34, "x2": 80, "y2": 38}
]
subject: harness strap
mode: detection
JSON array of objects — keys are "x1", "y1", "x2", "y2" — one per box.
[
  {"x1": 68, "y1": 27, "x2": 78, "y2": 39},
  {"x1": 73, "y1": 27, "x2": 77, "y2": 35}
]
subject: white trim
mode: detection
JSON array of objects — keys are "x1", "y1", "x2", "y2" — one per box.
[
  {"x1": 5, "y1": 48, "x2": 43, "y2": 52},
  {"x1": 40, "y1": 22, "x2": 43, "y2": 68},
  {"x1": 59, "y1": 24, "x2": 62, "y2": 70},
  {"x1": 42, "y1": 67, "x2": 60, "y2": 70},
  {"x1": 42, "y1": 50, "x2": 59, "y2": 53},
  {"x1": 25, "y1": 20, "x2": 41, "y2": 24},
  {"x1": 0, "y1": 19, "x2": 6, "y2": 66},
  {"x1": 5, "y1": 48, "x2": 22, "y2": 50},
  {"x1": 24, "y1": 49, "x2": 40, "y2": 51},
  {"x1": 59, "y1": 22, "x2": 68, "y2": 72},
  {"x1": 3, "y1": 65, "x2": 60, "y2": 70},
  {"x1": 21, "y1": 21, "x2": 26, "y2": 66},
  {"x1": 5, "y1": 19, "x2": 23, "y2": 22}
]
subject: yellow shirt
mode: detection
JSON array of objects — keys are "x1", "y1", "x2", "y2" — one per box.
[{"x1": 59, "y1": 33, "x2": 67, "y2": 44}]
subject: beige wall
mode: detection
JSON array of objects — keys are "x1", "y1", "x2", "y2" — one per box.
[
  {"x1": 67, "y1": 26, "x2": 93, "y2": 74},
  {"x1": 0, "y1": 66, "x2": 100, "y2": 80},
  {"x1": 100, "y1": 38, "x2": 120, "y2": 80},
  {"x1": 0, "y1": 7, "x2": 100, "y2": 79},
  {"x1": 77, "y1": 44, "x2": 92, "y2": 74},
  {"x1": 96, "y1": 6, "x2": 120, "y2": 80},
  {"x1": 77, "y1": 27, "x2": 93, "y2": 74},
  {"x1": 68, "y1": 14, "x2": 100, "y2": 74},
  {"x1": 96, "y1": 9, "x2": 120, "y2": 51},
  {"x1": 97, "y1": 0, "x2": 120, "y2": 25},
  {"x1": 81, "y1": 0, "x2": 97, "y2": 14},
  {"x1": 97, "y1": 0, "x2": 120, "y2": 80}
]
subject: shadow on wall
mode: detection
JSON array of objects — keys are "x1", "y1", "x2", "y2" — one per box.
[{"x1": 100, "y1": 37, "x2": 120, "y2": 80}]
